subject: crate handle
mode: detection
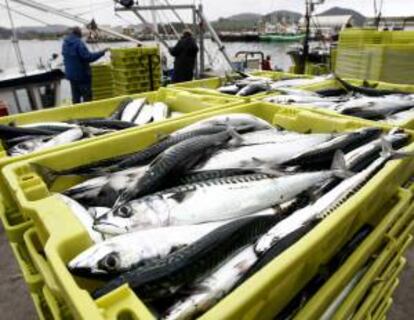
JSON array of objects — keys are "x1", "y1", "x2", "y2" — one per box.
[{"x1": 24, "y1": 228, "x2": 61, "y2": 295}]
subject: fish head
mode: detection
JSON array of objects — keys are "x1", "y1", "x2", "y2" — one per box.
[
  {"x1": 93, "y1": 197, "x2": 166, "y2": 235},
  {"x1": 68, "y1": 243, "x2": 124, "y2": 277}
]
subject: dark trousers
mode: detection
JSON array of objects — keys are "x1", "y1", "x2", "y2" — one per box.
[{"x1": 70, "y1": 81, "x2": 92, "y2": 104}]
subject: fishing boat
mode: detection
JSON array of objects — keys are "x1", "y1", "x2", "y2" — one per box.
[{"x1": 259, "y1": 32, "x2": 305, "y2": 42}]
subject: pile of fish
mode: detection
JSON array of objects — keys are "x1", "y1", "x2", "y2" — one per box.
[
  {"x1": 264, "y1": 76, "x2": 414, "y2": 124},
  {"x1": 1, "y1": 97, "x2": 175, "y2": 156},
  {"x1": 33, "y1": 113, "x2": 413, "y2": 320},
  {"x1": 216, "y1": 73, "x2": 332, "y2": 96}
]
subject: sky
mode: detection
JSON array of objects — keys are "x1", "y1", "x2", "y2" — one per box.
[{"x1": 0, "y1": 0, "x2": 412, "y2": 28}]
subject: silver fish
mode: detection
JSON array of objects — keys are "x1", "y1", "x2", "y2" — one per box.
[
  {"x1": 8, "y1": 135, "x2": 51, "y2": 156},
  {"x1": 37, "y1": 127, "x2": 84, "y2": 150},
  {"x1": 264, "y1": 94, "x2": 340, "y2": 105},
  {"x1": 120, "y1": 98, "x2": 146, "y2": 122},
  {"x1": 58, "y1": 194, "x2": 103, "y2": 243},
  {"x1": 197, "y1": 133, "x2": 335, "y2": 170},
  {"x1": 384, "y1": 108, "x2": 414, "y2": 125},
  {"x1": 236, "y1": 81, "x2": 271, "y2": 96},
  {"x1": 255, "y1": 145, "x2": 402, "y2": 254},
  {"x1": 270, "y1": 75, "x2": 333, "y2": 90},
  {"x1": 64, "y1": 166, "x2": 147, "y2": 207},
  {"x1": 218, "y1": 84, "x2": 239, "y2": 95},
  {"x1": 335, "y1": 95, "x2": 414, "y2": 119},
  {"x1": 173, "y1": 114, "x2": 272, "y2": 136},
  {"x1": 68, "y1": 220, "x2": 232, "y2": 277},
  {"x1": 94, "y1": 169, "x2": 346, "y2": 235},
  {"x1": 152, "y1": 102, "x2": 169, "y2": 122},
  {"x1": 163, "y1": 245, "x2": 258, "y2": 320},
  {"x1": 134, "y1": 103, "x2": 153, "y2": 125}
]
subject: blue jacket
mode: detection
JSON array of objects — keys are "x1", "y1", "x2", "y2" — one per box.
[{"x1": 62, "y1": 34, "x2": 105, "y2": 83}]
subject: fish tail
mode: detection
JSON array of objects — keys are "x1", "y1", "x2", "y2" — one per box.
[
  {"x1": 380, "y1": 136, "x2": 414, "y2": 159},
  {"x1": 30, "y1": 163, "x2": 59, "y2": 186},
  {"x1": 331, "y1": 150, "x2": 354, "y2": 178}
]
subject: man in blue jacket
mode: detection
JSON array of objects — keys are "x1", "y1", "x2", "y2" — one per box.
[{"x1": 62, "y1": 27, "x2": 108, "y2": 103}]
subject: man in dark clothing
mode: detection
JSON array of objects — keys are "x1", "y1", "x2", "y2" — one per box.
[
  {"x1": 62, "y1": 27, "x2": 108, "y2": 103},
  {"x1": 169, "y1": 29, "x2": 199, "y2": 83}
]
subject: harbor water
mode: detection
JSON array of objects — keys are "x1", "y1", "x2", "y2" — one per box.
[{"x1": 0, "y1": 39, "x2": 294, "y2": 113}]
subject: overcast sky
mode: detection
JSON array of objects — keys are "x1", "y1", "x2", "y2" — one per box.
[{"x1": 0, "y1": 0, "x2": 412, "y2": 28}]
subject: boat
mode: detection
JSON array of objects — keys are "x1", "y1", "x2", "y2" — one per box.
[{"x1": 259, "y1": 33, "x2": 305, "y2": 42}]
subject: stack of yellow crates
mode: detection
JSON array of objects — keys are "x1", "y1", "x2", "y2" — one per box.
[
  {"x1": 91, "y1": 63, "x2": 114, "y2": 100},
  {"x1": 110, "y1": 46, "x2": 161, "y2": 95},
  {"x1": 335, "y1": 29, "x2": 414, "y2": 84}
]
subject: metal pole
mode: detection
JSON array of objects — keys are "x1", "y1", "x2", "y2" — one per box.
[
  {"x1": 192, "y1": 6, "x2": 199, "y2": 78},
  {"x1": 150, "y1": 0, "x2": 159, "y2": 41},
  {"x1": 130, "y1": 9, "x2": 170, "y2": 49},
  {"x1": 198, "y1": 4, "x2": 205, "y2": 76},
  {"x1": 5, "y1": 0, "x2": 26, "y2": 75},
  {"x1": 161, "y1": 0, "x2": 189, "y2": 28},
  {"x1": 197, "y1": 7, "x2": 235, "y2": 72},
  {"x1": 300, "y1": 0, "x2": 311, "y2": 74},
  {"x1": 11, "y1": 0, "x2": 143, "y2": 45},
  {"x1": 0, "y1": 2, "x2": 50, "y2": 25}
]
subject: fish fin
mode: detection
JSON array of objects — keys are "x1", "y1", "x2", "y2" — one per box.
[
  {"x1": 30, "y1": 163, "x2": 59, "y2": 186},
  {"x1": 250, "y1": 158, "x2": 285, "y2": 177},
  {"x1": 168, "y1": 191, "x2": 188, "y2": 203},
  {"x1": 331, "y1": 150, "x2": 354, "y2": 178},
  {"x1": 380, "y1": 136, "x2": 414, "y2": 159}
]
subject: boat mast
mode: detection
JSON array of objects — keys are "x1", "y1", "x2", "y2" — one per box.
[
  {"x1": 150, "y1": 0, "x2": 159, "y2": 41},
  {"x1": 300, "y1": 0, "x2": 311, "y2": 74},
  {"x1": 11, "y1": 0, "x2": 143, "y2": 45},
  {"x1": 5, "y1": 0, "x2": 26, "y2": 75}
]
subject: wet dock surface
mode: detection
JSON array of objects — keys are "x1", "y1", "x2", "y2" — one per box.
[{"x1": 0, "y1": 224, "x2": 412, "y2": 319}]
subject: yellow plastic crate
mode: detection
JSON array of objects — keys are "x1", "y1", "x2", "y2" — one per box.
[
  {"x1": 293, "y1": 186, "x2": 414, "y2": 319},
  {"x1": 3, "y1": 102, "x2": 414, "y2": 320},
  {"x1": 353, "y1": 256, "x2": 406, "y2": 320},
  {"x1": 274, "y1": 77, "x2": 414, "y2": 130},
  {"x1": 331, "y1": 232, "x2": 412, "y2": 320},
  {"x1": 0, "y1": 88, "x2": 242, "y2": 244},
  {"x1": 373, "y1": 297, "x2": 393, "y2": 320},
  {"x1": 9, "y1": 240, "x2": 43, "y2": 293},
  {"x1": 169, "y1": 71, "x2": 308, "y2": 99},
  {"x1": 31, "y1": 285, "x2": 73, "y2": 320}
]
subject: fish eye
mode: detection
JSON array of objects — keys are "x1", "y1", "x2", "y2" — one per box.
[
  {"x1": 116, "y1": 205, "x2": 132, "y2": 218},
  {"x1": 100, "y1": 253, "x2": 120, "y2": 272}
]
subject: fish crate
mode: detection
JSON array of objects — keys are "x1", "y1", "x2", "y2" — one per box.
[
  {"x1": 31, "y1": 283, "x2": 73, "y2": 320},
  {"x1": 169, "y1": 71, "x2": 308, "y2": 99},
  {"x1": 338, "y1": 29, "x2": 383, "y2": 48},
  {"x1": 0, "y1": 88, "x2": 242, "y2": 245},
  {"x1": 351, "y1": 257, "x2": 406, "y2": 320},
  {"x1": 382, "y1": 31, "x2": 414, "y2": 45},
  {"x1": 270, "y1": 77, "x2": 414, "y2": 130},
  {"x1": 327, "y1": 232, "x2": 412, "y2": 320},
  {"x1": 375, "y1": 297, "x2": 394, "y2": 320},
  {"x1": 292, "y1": 188, "x2": 414, "y2": 320},
  {"x1": 2, "y1": 102, "x2": 414, "y2": 319}
]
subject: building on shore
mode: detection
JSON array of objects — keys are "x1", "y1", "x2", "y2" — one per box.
[{"x1": 365, "y1": 16, "x2": 414, "y2": 30}]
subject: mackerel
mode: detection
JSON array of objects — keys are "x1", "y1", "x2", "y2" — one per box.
[
  {"x1": 163, "y1": 245, "x2": 258, "y2": 320},
  {"x1": 92, "y1": 215, "x2": 279, "y2": 300},
  {"x1": 172, "y1": 114, "x2": 272, "y2": 135},
  {"x1": 255, "y1": 144, "x2": 408, "y2": 254},
  {"x1": 69, "y1": 220, "x2": 233, "y2": 278},
  {"x1": 281, "y1": 127, "x2": 382, "y2": 167},
  {"x1": 114, "y1": 129, "x2": 239, "y2": 205},
  {"x1": 59, "y1": 194, "x2": 103, "y2": 243},
  {"x1": 94, "y1": 167, "x2": 348, "y2": 235}
]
